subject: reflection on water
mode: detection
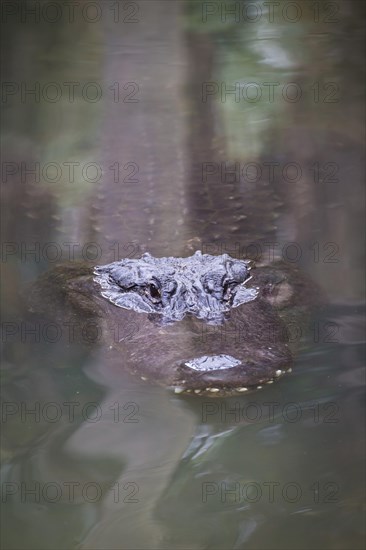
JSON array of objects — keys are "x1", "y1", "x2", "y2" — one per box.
[{"x1": 1, "y1": 1, "x2": 365, "y2": 549}]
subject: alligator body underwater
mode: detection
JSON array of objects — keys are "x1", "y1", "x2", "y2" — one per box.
[{"x1": 29, "y1": 250, "x2": 316, "y2": 397}]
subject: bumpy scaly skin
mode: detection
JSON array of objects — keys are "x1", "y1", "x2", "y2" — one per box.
[{"x1": 93, "y1": 251, "x2": 258, "y2": 323}]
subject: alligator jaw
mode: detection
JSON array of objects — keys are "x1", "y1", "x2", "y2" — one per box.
[
  {"x1": 169, "y1": 352, "x2": 293, "y2": 397},
  {"x1": 170, "y1": 368, "x2": 292, "y2": 397}
]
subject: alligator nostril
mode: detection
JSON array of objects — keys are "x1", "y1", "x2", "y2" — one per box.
[{"x1": 182, "y1": 355, "x2": 242, "y2": 372}]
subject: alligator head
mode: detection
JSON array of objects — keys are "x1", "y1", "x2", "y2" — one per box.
[
  {"x1": 93, "y1": 252, "x2": 295, "y2": 396},
  {"x1": 94, "y1": 251, "x2": 258, "y2": 323}
]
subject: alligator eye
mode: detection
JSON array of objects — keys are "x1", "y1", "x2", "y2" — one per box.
[{"x1": 148, "y1": 283, "x2": 161, "y2": 301}]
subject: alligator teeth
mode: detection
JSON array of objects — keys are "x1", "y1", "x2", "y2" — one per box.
[
  {"x1": 237, "y1": 387, "x2": 248, "y2": 392},
  {"x1": 275, "y1": 370, "x2": 282, "y2": 376},
  {"x1": 257, "y1": 386, "x2": 263, "y2": 389},
  {"x1": 174, "y1": 387, "x2": 184, "y2": 394},
  {"x1": 208, "y1": 388, "x2": 220, "y2": 393}
]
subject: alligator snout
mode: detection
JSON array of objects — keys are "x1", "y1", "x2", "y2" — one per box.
[{"x1": 171, "y1": 344, "x2": 293, "y2": 397}]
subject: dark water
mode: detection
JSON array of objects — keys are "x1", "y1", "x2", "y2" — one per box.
[{"x1": 1, "y1": 1, "x2": 365, "y2": 549}]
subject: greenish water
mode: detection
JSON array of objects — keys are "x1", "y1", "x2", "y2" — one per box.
[{"x1": 1, "y1": 1, "x2": 365, "y2": 549}]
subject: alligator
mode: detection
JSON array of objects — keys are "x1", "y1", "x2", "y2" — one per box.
[
  {"x1": 21, "y1": 10, "x2": 318, "y2": 399},
  {"x1": 28, "y1": 249, "x2": 316, "y2": 397}
]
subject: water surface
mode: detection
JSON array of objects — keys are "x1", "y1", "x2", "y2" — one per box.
[{"x1": 1, "y1": 1, "x2": 365, "y2": 549}]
